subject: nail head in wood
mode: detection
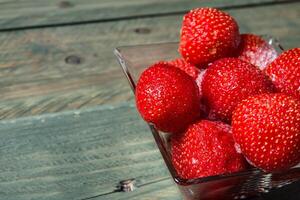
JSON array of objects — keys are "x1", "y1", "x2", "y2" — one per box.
[{"x1": 118, "y1": 179, "x2": 136, "y2": 192}]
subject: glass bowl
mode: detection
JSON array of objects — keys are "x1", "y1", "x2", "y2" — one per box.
[{"x1": 114, "y1": 36, "x2": 300, "y2": 200}]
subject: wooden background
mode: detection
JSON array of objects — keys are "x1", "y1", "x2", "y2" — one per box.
[{"x1": 0, "y1": 0, "x2": 299, "y2": 199}]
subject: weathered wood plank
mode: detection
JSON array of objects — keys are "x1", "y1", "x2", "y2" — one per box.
[
  {"x1": 0, "y1": 103, "x2": 177, "y2": 200},
  {"x1": 2, "y1": 102, "x2": 299, "y2": 200},
  {"x1": 0, "y1": 3, "x2": 300, "y2": 119},
  {"x1": 0, "y1": 0, "x2": 292, "y2": 30}
]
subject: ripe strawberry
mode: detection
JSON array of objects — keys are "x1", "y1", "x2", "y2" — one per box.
[
  {"x1": 171, "y1": 120, "x2": 246, "y2": 179},
  {"x1": 168, "y1": 58, "x2": 206, "y2": 97},
  {"x1": 236, "y1": 34, "x2": 278, "y2": 70},
  {"x1": 232, "y1": 93, "x2": 300, "y2": 171},
  {"x1": 135, "y1": 62, "x2": 201, "y2": 133},
  {"x1": 167, "y1": 59, "x2": 210, "y2": 118},
  {"x1": 179, "y1": 7, "x2": 240, "y2": 67},
  {"x1": 202, "y1": 58, "x2": 274, "y2": 122},
  {"x1": 265, "y1": 48, "x2": 300, "y2": 100},
  {"x1": 168, "y1": 58, "x2": 200, "y2": 80}
]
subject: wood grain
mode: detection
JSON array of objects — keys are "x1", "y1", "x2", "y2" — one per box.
[
  {"x1": 0, "y1": 0, "x2": 291, "y2": 30},
  {"x1": 0, "y1": 103, "x2": 178, "y2": 200},
  {"x1": 0, "y1": 3, "x2": 299, "y2": 120},
  {"x1": 0, "y1": 2, "x2": 300, "y2": 200}
]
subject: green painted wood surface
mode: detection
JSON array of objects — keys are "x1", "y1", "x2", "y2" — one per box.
[
  {"x1": 1, "y1": 1, "x2": 300, "y2": 200},
  {"x1": 0, "y1": 103, "x2": 179, "y2": 200},
  {"x1": 0, "y1": 0, "x2": 292, "y2": 30},
  {"x1": 0, "y1": 2, "x2": 300, "y2": 120}
]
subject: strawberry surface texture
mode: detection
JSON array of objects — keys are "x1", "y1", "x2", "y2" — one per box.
[
  {"x1": 135, "y1": 62, "x2": 201, "y2": 133},
  {"x1": 266, "y1": 48, "x2": 300, "y2": 100},
  {"x1": 171, "y1": 120, "x2": 247, "y2": 179},
  {"x1": 202, "y1": 58, "x2": 274, "y2": 122},
  {"x1": 236, "y1": 33, "x2": 277, "y2": 70},
  {"x1": 179, "y1": 7, "x2": 240, "y2": 67},
  {"x1": 232, "y1": 93, "x2": 300, "y2": 171},
  {"x1": 168, "y1": 58, "x2": 200, "y2": 80}
]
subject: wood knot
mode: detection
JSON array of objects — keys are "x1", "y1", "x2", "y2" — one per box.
[
  {"x1": 65, "y1": 55, "x2": 82, "y2": 65},
  {"x1": 134, "y1": 28, "x2": 151, "y2": 34},
  {"x1": 58, "y1": 1, "x2": 73, "y2": 8},
  {"x1": 117, "y1": 179, "x2": 136, "y2": 192}
]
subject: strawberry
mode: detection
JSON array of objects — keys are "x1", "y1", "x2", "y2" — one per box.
[
  {"x1": 168, "y1": 58, "x2": 200, "y2": 80},
  {"x1": 202, "y1": 58, "x2": 274, "y2": 122},
  {"x1": 167, "y1": 59, "x2": 209, "y2": 118},
  {"x1": 171, "y1": 120, "x2": 246, "y2": 179},
  {"x1": 179, "y1": 7, "x2": 240, "y2": 67},
  {"x1": 232, "y1": 93, "x2": 300, "y2": 171},
  {"x1": 265, "y1": 48, "x2": 300, "y2": 100},
  {"x1": 236, "y1": 34, "x2": 278, "y2": 70},
  {"x1": 135, "y1": 62, "x2": 201, "y2": 133},
  {"x1": 168, "y1": 58, "x2": 206, "y2": 96}
]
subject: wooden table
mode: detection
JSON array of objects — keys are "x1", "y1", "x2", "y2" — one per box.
[{"x1": 0, "y1": 0, "x2": 299, "y2": 199}]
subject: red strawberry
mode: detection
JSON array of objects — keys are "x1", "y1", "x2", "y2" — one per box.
[
  {"x1": 171, "y1": 120, "x2": 246, "y2": 179},
  {"x1": 236, "y1": 34, "x2": 278, "y2": 70},
  {"x1": 179, "y1": 7, "x2": 240, "y2": 67},
  {"x1": 232, "y1": 93, "x2": 300, "y2": 171},
  {"x1": 167, "y1": 59, "x2": 210, "y2": 118},
  {"x1": 265, "y1": 48, "x2": 300, "y2": 100},
  {"x1": 168, "y1": 58, "x2": 200, "y2": 79},
  {"x1": 168, "y1": 58, "x2": 206, "y2": 97},
  {"x1": 135, "y1": 62, "x2": 201, "y2": 133},
  {"x1": 202, "y1": 58, "x2": 274, "y2": 122}
]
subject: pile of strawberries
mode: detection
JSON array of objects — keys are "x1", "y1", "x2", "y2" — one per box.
[{"x1": 135, "y1": 7, "x2": 300, "y2": 180}]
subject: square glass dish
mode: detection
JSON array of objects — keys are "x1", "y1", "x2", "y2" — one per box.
[{"x1": 114, "y1": 36, "x2": 300, "y2": 200}]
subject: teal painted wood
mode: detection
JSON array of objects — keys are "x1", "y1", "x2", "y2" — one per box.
[
  {"x1": 0, "y1": 3, "x2": 299, "y2": 120},
  {"x1": 0, "y1": 103, "x2": 177, "y2": 200},
  {"x1": 0, "y1": 0, "x2": 290, "y2": 30},
  {"x1": 0, "y1": 3, "x2": 300, "y2": 199}
]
